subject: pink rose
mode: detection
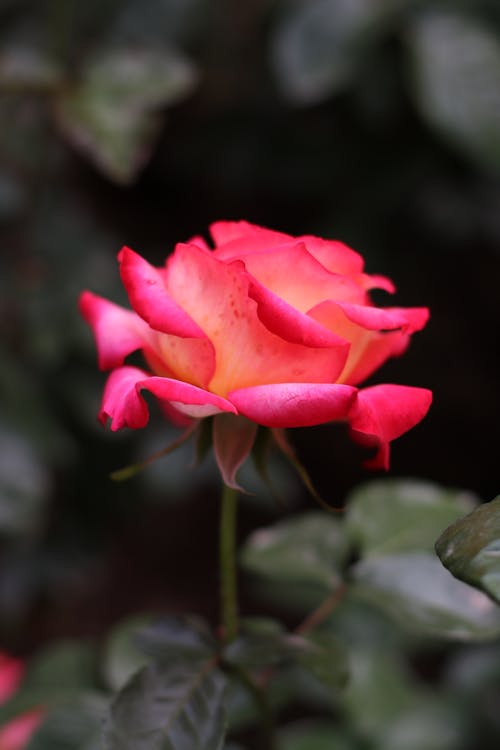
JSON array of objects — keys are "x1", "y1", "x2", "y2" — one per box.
[
  {"x1": 80, "y1": 221, "x2": 431, "y2": 469},
  {"x1": 0, "y1": 655, "x2": 43, "y2": 750}
]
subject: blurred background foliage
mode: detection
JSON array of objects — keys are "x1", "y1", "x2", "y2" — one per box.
[{"x1": 1, "y1": 0, "x2": 499, "y2": 747}]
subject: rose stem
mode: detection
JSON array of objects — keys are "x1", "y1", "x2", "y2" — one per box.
[
  {"x1": 219, "y1": 483, "x2": 239, "y2": 643},
  {"x1": 295, "y1": 582, "x2": 347, "y2": 636}
]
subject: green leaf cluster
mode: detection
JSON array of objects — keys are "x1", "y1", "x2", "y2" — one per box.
[{"x1": 1, "y1": 479, "x2": 498, "y2": 750}]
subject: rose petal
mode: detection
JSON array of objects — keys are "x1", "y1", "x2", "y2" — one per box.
[
  {"x1": 308, "y1": 300, "x2": 423, "y2": 386},
  {"x1": 79, "y1": 291, "x2": 151, "y2": 370},
  {"x1": 247, "y1": 273, "x2": 349, "y2": 353},
  {"x1": 185, "y1": 234, "x2": 211, "y2": 252},
  {"x1": 118, "y1": 246, "x2": 206, "y2": 338},
  {"x1": 210, "y1": 220, "x2": 291, "y2": 252},
  {"x1": 99, "y1": 366, "x2": 237, "y2": 431},
  {"x1": 298, "y1": 235, "x2": 365, "y2": 275},
  {"x1": 167, "y1": 244, "x2": 352, "y2": 395},
  {"x1": 348, "y1": 384, "x2": 433, "y2": 469},
  {"x1": 341, "y1": 331, "x2": 411, "y2": 386},
  {"x1": 0, "y1": 655, "x2": 24, "y2": 702},
  {"x1": 0, "y1": 709, "x2": 44, "y2": 750},
  {"x1": 335, "y1": 303, "x2": 429, "y2": 333},
  {"x1": 144, "y1": 333, "x2": 215, "y2": 389},
  {"x1": 361, "y1": 273, "x2": 396, "y2": 294},
  {"x1": 225, "y1": 241, "x2": 366, "y2": 311},
  {"x1": 210, "y1": 223, "x2": 367, "y2": 282},
  {"x1": 99, "y1": 366, "x2": 151, "y2": 429},
  {"x1": 228, "y1": 382, "x2": 357, "y2": 428},
  {"x1": 212, "y1": 413, "x2": 258, "y2": 490}
]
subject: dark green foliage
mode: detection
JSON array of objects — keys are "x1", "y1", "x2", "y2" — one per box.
[{"x1": 436, "y1": 497, "x2": 500, "y2": 604}]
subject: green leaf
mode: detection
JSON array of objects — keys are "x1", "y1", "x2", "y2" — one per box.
[
  {"x1": 341, "y1": 646, "x2": 416, "y2": 735},
  {"x1": 278, "y1": 720, "x2": 355, "y2": 750},
  {"x1": 352, "y1": 552, "x2": 500, "y2": 640},
  {"x1": 340, "y1": 640, "x2": 464, "y2": 747},
  {"x1": 103, "y1": 659, "x2": 227, "y2": 750},
  {"x1": 24, "y1": 642, "x2": 97, "y2": 692},
  {"x1": 293, "y1": 631, "x2": 349, "y2": 694},
  {"x1": 324, "y1": 595, "x2": 410, "y2": 652},
  {"x1": 241, "y1": 512, "x2": 349, "y2": 592},
  {"x1": 54, "y1": 47, "x2": 197, "y2": 183},
  {"x1": 134, "y1": 616, "x2": 217, "y2": 663},
  {"x1": 345, "y1": 479, "x2": 477, "y2": 556},
  {"x1": 104, "y1": 615, "x2": 217, "y2": 691},
  {"x1": 409, "y1": 11, "x2": 500, "y2": 171},
  {"x1": 25, "y1": 693, "x2": 107, "y2": 750},
  {"x1": 212, "y1": 414, "x2": 258, "y2": 491},
  {"x1": 103, "y1": 615, "x2": 155, "y2": 691},
  {"x1": 224, "y1": 620, "x2": 347, "y2": 706},
  {"x1": 374, "y1": 702, "x2": 465, "y2": 750},
  {"x1": 223, "y1": 618, "x2": 289, "y2": 669},
  {"x1": 436, "y1": 497, "x2": 500, "y2": 605},
  {"x1": 271, "y1": 0, "x2": 409, "y2": 104},
  {"x1": 0, "y1": 642, "x2": 97, "y2": 724}
]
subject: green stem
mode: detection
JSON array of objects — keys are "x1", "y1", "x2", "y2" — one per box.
[
  {"x1": 295, "y1": 582, "x2": 347, "y2": 636},
  {"x1": 219, "y1": 483, "x2": 239, "y2": 643}
]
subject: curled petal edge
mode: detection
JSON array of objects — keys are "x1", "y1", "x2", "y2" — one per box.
[
  {"x1": 336, "y1": 302, "x2": 429, "y2": 333},
  {"x1": 348, "y1": 384, "x2": 433, "y2": 470},
  {"x1": 246, "y1": 272, "x2": 350, "y2": 352},
  {"x1": 118, "y1": 246, "x2": 206, "y2": 338},
  {"x1": 79, "y1": 291, "x2": 150, "y2": 370},
  {"x1": 99, "y1": 366, "x2": 237, "y2": 431}
]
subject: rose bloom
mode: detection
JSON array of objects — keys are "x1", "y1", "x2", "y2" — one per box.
[
  {"x1": 0, "y1": 654, "x2": 43, "y2": 750},
  {"x1": 80, "y1": 221, "x2": 431, "y2": 469}
]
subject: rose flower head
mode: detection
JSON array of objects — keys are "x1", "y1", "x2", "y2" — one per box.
[{"x1": 80, "y1": 221, "x2": 431, "y2": 478}]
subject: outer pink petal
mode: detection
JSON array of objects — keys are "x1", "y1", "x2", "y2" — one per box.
[
  {"x1": 210, "y1": 224, "x2": 396, "y2": 298},
  {"x1": 166, "y1": 244, "x2": 351, "y2": 394},
  {"x1": 383, "y1": 306, "x2": 430, "y2": 332},
  {"x1": 98, "y1": 366, "x2": 237, "y2": 431},
  {"x1": 79, "y1": 291, "x2": 151, "y2": 370},
  {"x1": 0, "y1": 656, "x2": 23, "y2": 702},
  {"x1": 335, "y1": 303, "x2": 429, "y2": 333},
  {"x1": 99, "y1": 367, "x2": 151, "y2": 429},
  {"x1": 308, "y1": 300, "x2": 425, "y2": 386},
  {"x1": 185, "y1": 234, "x2": 211, "y2": 252},
  {"x1": 348, "y1": 385, "x2": 433, "y2": 469},
  {"x1": 210, "y1": 220, "x2": 291, "y2": 253},
  {"x1": 299, "y1": 237, "x2": 397, "y2": 294},
  {"x1": 340, "y1": 331, "x2": 411, "y2": 386},
  {"x1": 0, "y1": 709, "x2": 44, "y2": 750},
  {"x1": 361, "y1": 273, "x2": 396, "y2": 294},
  {"x1": 228, "y1": 383, "x2": 357, "y2": 428},
  {"x1": 118, "y1": 246, "x2": 206, "y2": 338},
  {"x1": 298, "y1": 235, "x2": 365, "y2": 275},
  {"x1": 227, "y1": 241, "x2": 366, "y2": 312}
]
